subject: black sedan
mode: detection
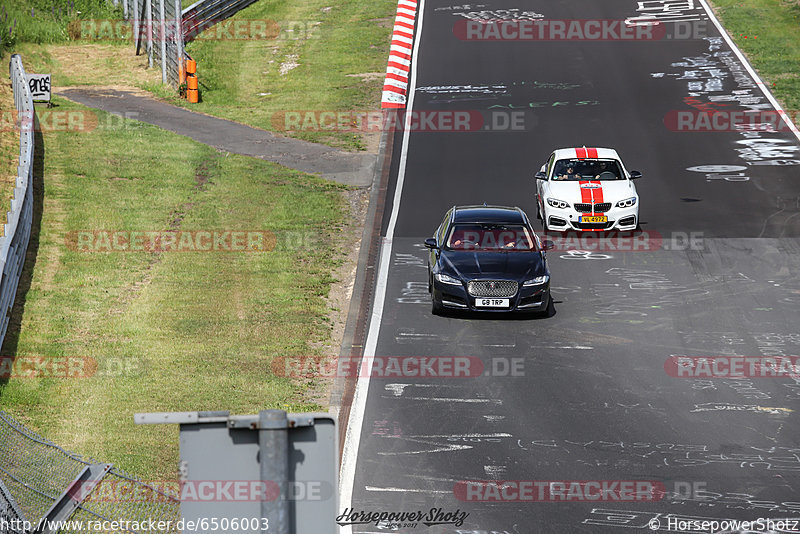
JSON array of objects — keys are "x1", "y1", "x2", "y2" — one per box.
[{"x1": 424, "y1": 205, "x2": 552, "y2": 315}]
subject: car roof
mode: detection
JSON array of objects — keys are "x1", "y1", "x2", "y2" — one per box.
[
  {"x1": 452, "y1": 205, "x2": 527, "y2": 224},
  {"x1": 552, "y1": 147, "x2": 621, "y2": 160}
]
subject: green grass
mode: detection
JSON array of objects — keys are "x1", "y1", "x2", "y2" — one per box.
[
  {"x1": 0, "y1": 0, "x2": 122, "y2": 56},
  {"x1": 709, "y1": 0, "x2": 800, "y2": 116},
  {"x1": 0, "y1": 95, "x2": 348, "y2": 480},
  {"x1": 152, "y1": 0, "x2": 397, "y2": 150}
]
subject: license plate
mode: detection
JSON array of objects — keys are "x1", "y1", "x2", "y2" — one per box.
[
  {"x1": 476, "y1": 298, "x2": 509, "y2": 308},
  {"x1": 580, "y1": 215, "x2": 607, "y2": 223}
]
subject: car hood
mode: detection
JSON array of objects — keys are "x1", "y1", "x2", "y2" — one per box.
[
  {"x1": 441, "y1": 250, "x2": 547, "y2": 280},
  {"x1": 547, "y1": 179, "x2": 635, "y2": 203}
]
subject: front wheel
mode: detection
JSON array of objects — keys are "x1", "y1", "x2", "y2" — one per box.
[
  {"x1": 539, "y1": 294, "x2": 556, "y2": 318},
  {"x1": 431, "y1": 297, "x2": 444, "y2": 316}
]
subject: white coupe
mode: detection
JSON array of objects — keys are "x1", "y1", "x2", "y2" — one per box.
[{"x1": 535, "y1": 147, "x2": 642, "y2": 232}]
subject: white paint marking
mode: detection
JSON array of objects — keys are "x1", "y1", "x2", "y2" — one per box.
[
  {"x1": 384, "y1": 383, "x2": 409, "y2": 396},
  {"x1": 384, "y1": 396, "x2": 502, "y2": 403},
  {"x1": 338, "y1": 0, "x2": 426, "y2": 529},
  {"x1": 365, "y1": 486, "x2": 451, "y2": 494},
  {"x1": 484, "y1": 465, "x2": 508, "y2": 478},
  {"x1": 697, "y1": 0, "x2": 800, "y2": 144}
]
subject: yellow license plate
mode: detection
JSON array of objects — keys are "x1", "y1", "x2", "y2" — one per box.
[{"x1": 580, "y1": 215, "x2": 607, "y2": 223}]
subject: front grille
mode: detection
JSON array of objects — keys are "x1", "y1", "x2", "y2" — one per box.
[
  {"x1": 574, "y1": 202, "x2": 612, "y2": 213},
  {"x1": 575, "y1": 221, "x2": 614, "y2": 230},
  {"x1": 468, "y1": 280, "x2": 518, "y2": 298}
]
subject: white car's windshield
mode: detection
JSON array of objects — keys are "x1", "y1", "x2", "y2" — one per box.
[{"x1": 552, "y1": 159, "x2": 623, "y2": 181}]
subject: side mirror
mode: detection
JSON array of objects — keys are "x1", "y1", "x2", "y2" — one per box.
[
  {"x1": 424, "y1": 238, "x2": 438, "y2": 249},
  {"x1": 541, "y1": 239, "x2": 555, "y2": 251},
  {"x1": 535, "y1": 171, "x2": 547, "y2": 180},
  {"x1": 629, "y1": 170, "x2": 642, "y2": 179}
]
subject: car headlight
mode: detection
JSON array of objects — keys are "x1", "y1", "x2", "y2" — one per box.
[
  {"x1": 616, "y1": 197, "x2": 637, "y2": 208},
  {"x1": 523, "y1": 275, "x2": 550, "y2": 286},
  {"x1": 435, "y1": 273, "x2": 461, "y2": 285},
  {"x1": 546, "y1": 198, "x2": 570, "y2": 209}
]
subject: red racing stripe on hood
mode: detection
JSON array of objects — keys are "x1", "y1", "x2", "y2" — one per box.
[{"x1": 579, "y1": 181, "x2": 604, "y2": 206}]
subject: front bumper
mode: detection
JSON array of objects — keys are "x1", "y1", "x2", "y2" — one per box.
[
  {"x1": 432, "y1": 278, "x2": 550, "y2": 312},
  {"x1": 545, "y1": 204, "x2": 638, "y2": 232}
]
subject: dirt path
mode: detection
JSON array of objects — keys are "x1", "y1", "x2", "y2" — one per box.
[{"x1": 57, "y1": 86, "x2": 375, "y2": 187}]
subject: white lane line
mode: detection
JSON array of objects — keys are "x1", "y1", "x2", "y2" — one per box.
[
  {"x1": 698, "y1": 0, "x2": 800, "y2": 143},
  {"x1": 378, "y1": 444, "x2": 473, "y2": 456},
  {"x1": 385, "y1": 433, "x2": 512, "y2": 438},
  {"x1": 384, "y1": 383, "x2": 463, "y2": 396},
  {"x1": 339, "y1": 0, "x2": 427, "y2": 529},
  {"x1": 365, "y1": 486, "x2": 451, "y2": 494},
  {"x1": 381, "y1": 396, "x2": 502, "y2": 403}
]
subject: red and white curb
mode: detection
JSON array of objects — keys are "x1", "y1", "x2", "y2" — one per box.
[{"x1": 381, "y1": 0, "x2": 418, "y2": 109}]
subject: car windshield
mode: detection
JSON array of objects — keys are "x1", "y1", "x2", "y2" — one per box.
[
  {"x1": 445, "y1": 224, "x2": 538, "y2": 251},
  {"x1": 552, "y1": 158, "x2": 623, "y2": 181}
]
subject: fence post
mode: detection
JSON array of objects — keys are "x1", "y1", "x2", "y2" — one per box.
[
  {"x1": 133, "y1": 0, "x2": 141, "y2": 55},
  {"x1": 123, "y1": 0, "x2": 128, "y2": 19},
  {"x1": 159, "y1": 0, "x2": 167, "y2": 84},
  {"x1": 146, "y1": 0, "x2": 153, "y2": 68},
  {"x1": 259, "y1": 410, "x2": 289, "y2": 534},
  {"x1": 175, "y1": 0, "x2": 184, "y2": 82}
]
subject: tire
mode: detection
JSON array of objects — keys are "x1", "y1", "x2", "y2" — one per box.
[
  {"x1": 431, "y1": 297, "x2": 444, "y2": 316},
  {"x1": 539, "y1": 294, "x2": 556, "y2": 318}
]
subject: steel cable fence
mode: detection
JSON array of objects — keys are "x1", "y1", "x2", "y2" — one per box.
[{"x1": 0, "y1": 411, "x2": 180, "y2": 533}]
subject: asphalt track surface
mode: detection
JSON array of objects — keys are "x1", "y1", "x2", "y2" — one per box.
[
  {"x1": 57, "y1": 88, "x2": 374, "y2": 186},
  {"x1": 344, "y1": 0, "x2": 800, "y2": 533}
]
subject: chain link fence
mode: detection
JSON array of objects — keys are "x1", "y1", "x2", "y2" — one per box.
[{"x1": 0, "y1": 411, "x2": 180, "y2": 533}]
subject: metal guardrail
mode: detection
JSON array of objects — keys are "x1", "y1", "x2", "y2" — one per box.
[
  {"x1": 1, "y1": 55, "x2": 36, "y2": 352},
  {"x1": 110, "y1": 0, "x2": 259, "y2": 87},
  {"x1": 0, "y1": 411, "x2": 180, "y2": 534},
  {"x1": 182, "y1": 0, "x2": 260, "y2": 43},
  {"x1": 113, "y1": 0, "x2": 185, "y2": 86}
]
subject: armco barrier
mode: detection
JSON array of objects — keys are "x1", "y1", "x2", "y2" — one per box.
[
  {"x1": 1, "y1": 55, "x2": 35, "y2": 352},
  {"x1": 111, "y1": 0, "x2": 259, "y2": 87},
  {"x1": 182, "y1": 0, "x2": 260, "y2": 44}
]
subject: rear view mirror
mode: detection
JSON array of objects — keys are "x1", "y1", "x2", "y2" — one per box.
[
  {"x1": 541, "y1": 239, "x2": 555, "y2": 251},
  {"x1": 424, "y1": 238, "x2": 438, "y2": 249},
  {"x1": 535, "y1": 171, "x2": 547, "y2": 180},
  {"x1": 629, "y1": 170, "x2": 642, "y2": 179}
]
